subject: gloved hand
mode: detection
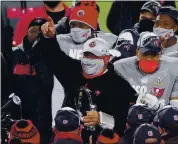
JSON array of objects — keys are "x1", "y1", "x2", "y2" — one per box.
[
  {"x1": 143, "y1": 94, "x2": 160, "y2": 111},
  {"x1": 137, "y1": 93, "x2": 165, "y2": 111},
  {"x1": 136, "y1": 93, "x2": 145, "y2": 104}
]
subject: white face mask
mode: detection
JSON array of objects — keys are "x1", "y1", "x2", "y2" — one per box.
[
  {"x1": 153, "y1": 27, "x2": 174, "y2": 40},
  {"x1": 81, "y1": 58, "x2": 104, "y2": 75},
  {"x1": 71, "y1": 28, "x2": 91, "y2": 43}
]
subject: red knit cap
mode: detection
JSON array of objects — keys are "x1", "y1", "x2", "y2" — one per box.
[
  {"x1": 9, "y1": 120, "x2": 40, "y2": 144},
  {"x1": 69, "y1": 5, "x2": 99, "y2": 30},
  {"x1": 96, "y1": 129, "x2": 120, "y2": 144}
]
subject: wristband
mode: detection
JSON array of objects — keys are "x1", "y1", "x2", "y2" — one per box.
[
  {"x1": 43, "y1": 34, "x2": 50, "y2": 39},
  {"x1": 99, "y1": 111, "x2": 115, "y2": 130}
]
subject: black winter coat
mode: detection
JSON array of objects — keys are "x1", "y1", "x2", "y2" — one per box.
[
  {"x1": 1, "y1": 53, "x2": 13, "y2": 106},
  {"x1": 39, "y1": 36, "x2": 137, "y2": 140},
  {"x1": 11, "y1": 37, "x2": 54, "y2": 144}
]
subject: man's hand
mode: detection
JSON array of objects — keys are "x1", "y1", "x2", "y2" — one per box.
[
  {"x1": 82, "y1": 111, "x2": 100, "y2": 126},
  {"x1": 41, "y1": 16, "x2": 56, "y2": 38},
  {"x1": 143, "y1": 94, "x2": 160, "y2": 110},
  {"x1": 137, "y1": 93, "x2": 165, "y2": 111}
]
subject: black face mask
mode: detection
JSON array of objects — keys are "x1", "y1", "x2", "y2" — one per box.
[
  {"x1": 138, "y1": 18, "x2": 155, "y2": 33},
  {"x1": 43, "y1": 1, "x2": 60, "y2": 8}
]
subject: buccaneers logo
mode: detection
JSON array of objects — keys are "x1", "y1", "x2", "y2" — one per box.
[
  {"x1": 152, "y1": 88, "x2": 165, "y2": 97},
  {"x1": 77, "y1": 10, "x2": 85, "y2": 17},
  {"x1": 153, "y1": 39, "x2": 160, "y2": 48},
  {"x1": 89, "y1": 41, "x2": 96, "y2": 48}
]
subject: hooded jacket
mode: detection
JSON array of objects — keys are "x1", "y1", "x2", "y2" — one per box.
[{"x1": 38, "y1": 36, "x2": 137, "y2": 142}]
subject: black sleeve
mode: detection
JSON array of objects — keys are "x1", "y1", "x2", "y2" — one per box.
[
  {"x1": 39, "y1": 35, "x2": 82, "y2": 89},
  {"x1": 117, "y1": 72, "x2": 137, "y2": 103},
  {"x1": 125, "y1": 78, "x2": 137, "y2": 103},
  {"x1": 55, "y1": 17, "x2": 70, "y2": 35},
  {"x1": 1, "y1": 53, "x2": 13, "y2": 105},
  {"x1": 112, "y1": 74, "x2": 137, "y2": 136},
  {"x1": 107, "y1": 1, "x2": 133, "y2": 35}
]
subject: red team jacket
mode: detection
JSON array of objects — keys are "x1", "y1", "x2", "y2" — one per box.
[{"x1": 13, "y1": 3, "x2": 70, "y2": 46}]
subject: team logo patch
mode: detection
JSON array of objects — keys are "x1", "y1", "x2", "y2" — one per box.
[
  {"x1": 77, "y1": 10, "x2": 85, "y2": 17},
  {"x1": 63, "y1": 120, "x2": 68, "y2": 124},
  {"x1": 123, "y1": 44, "x2": 130, "y2": 51},
  {"x1": 153, "y1": 39, "x2": 160, "y2": 48},
  {"x1": 153, "y1": 77, "x2": 164, "y2": 85},
  {"x1": 95, "y1": 90, "x2": 101, "y2": 96},
  {"x1": 89, "y1": 41, "x2": 96, "y2": 48},
  {"x1": 37, "y1": 19, "x2": 42, "y2": 23},
  {"x1": 152, "y1": 88, "x2": 165, "y2": 97},
  {"x1": 148, "y1": 131, "x2": 153, "y2": 137},
  {"x1": 173, "y1": 115, "x2": 178, "y2": 121},
  {"x1": 165, "y1": 33, "x2": 171, "y2": 39},
  {"x1": 138, "y1": 114, "x2": 143, "y2": 120}
]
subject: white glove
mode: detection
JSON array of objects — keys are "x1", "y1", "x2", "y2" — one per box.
[
  {"x1": 137, "y1": 93, "x2": 165, "y2": 111},
  {"x1": 136, "y1": 93, "x2": 145, "y2": 104},
  {"x1": 143, "y1": 94, "x2": 160, "y2": 111}
]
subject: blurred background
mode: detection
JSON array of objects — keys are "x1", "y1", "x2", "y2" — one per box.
[{"x1": 1, "y1": 1, "x2": 178, "y2": 32}]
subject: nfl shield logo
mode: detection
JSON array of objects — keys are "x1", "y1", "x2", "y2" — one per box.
[
  {"x1": 123, "y1": 45, "x2": 130, "y2": 51},
  {"x1": 148, "y1": 131, "x2": 153, "y2": 137},
  {"x1": 63, "y1": 120, "x2": 68, "y2": 124},
  {"x1": 173, "y1": 115, "x2": 178, "y2": 121},
  {"x1": 138, "y1": 114, "x2": 143, "y2": 120}
]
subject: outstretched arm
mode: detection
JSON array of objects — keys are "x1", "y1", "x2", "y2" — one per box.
[{"x1": 40, "y1": 17, "x2": 82, "y2": 89}]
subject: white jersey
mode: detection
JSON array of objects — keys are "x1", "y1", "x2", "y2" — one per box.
[
  {"x1": 162, "y1": 39, "x2": 178, "y2": 58},
  {"x1": 114, "y1": 56, "x2": 178, "y2": 105},
  {"x1": 52, "y1": 32, "x2": 117, "y2": 124},
  {"x1": 56, "y1": 31, "x2": 118, "y2": 59}
]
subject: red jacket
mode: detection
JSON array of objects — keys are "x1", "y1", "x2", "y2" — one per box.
[{"x1": 13, "y1": 4, "x2": 70, "y2": 46}]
